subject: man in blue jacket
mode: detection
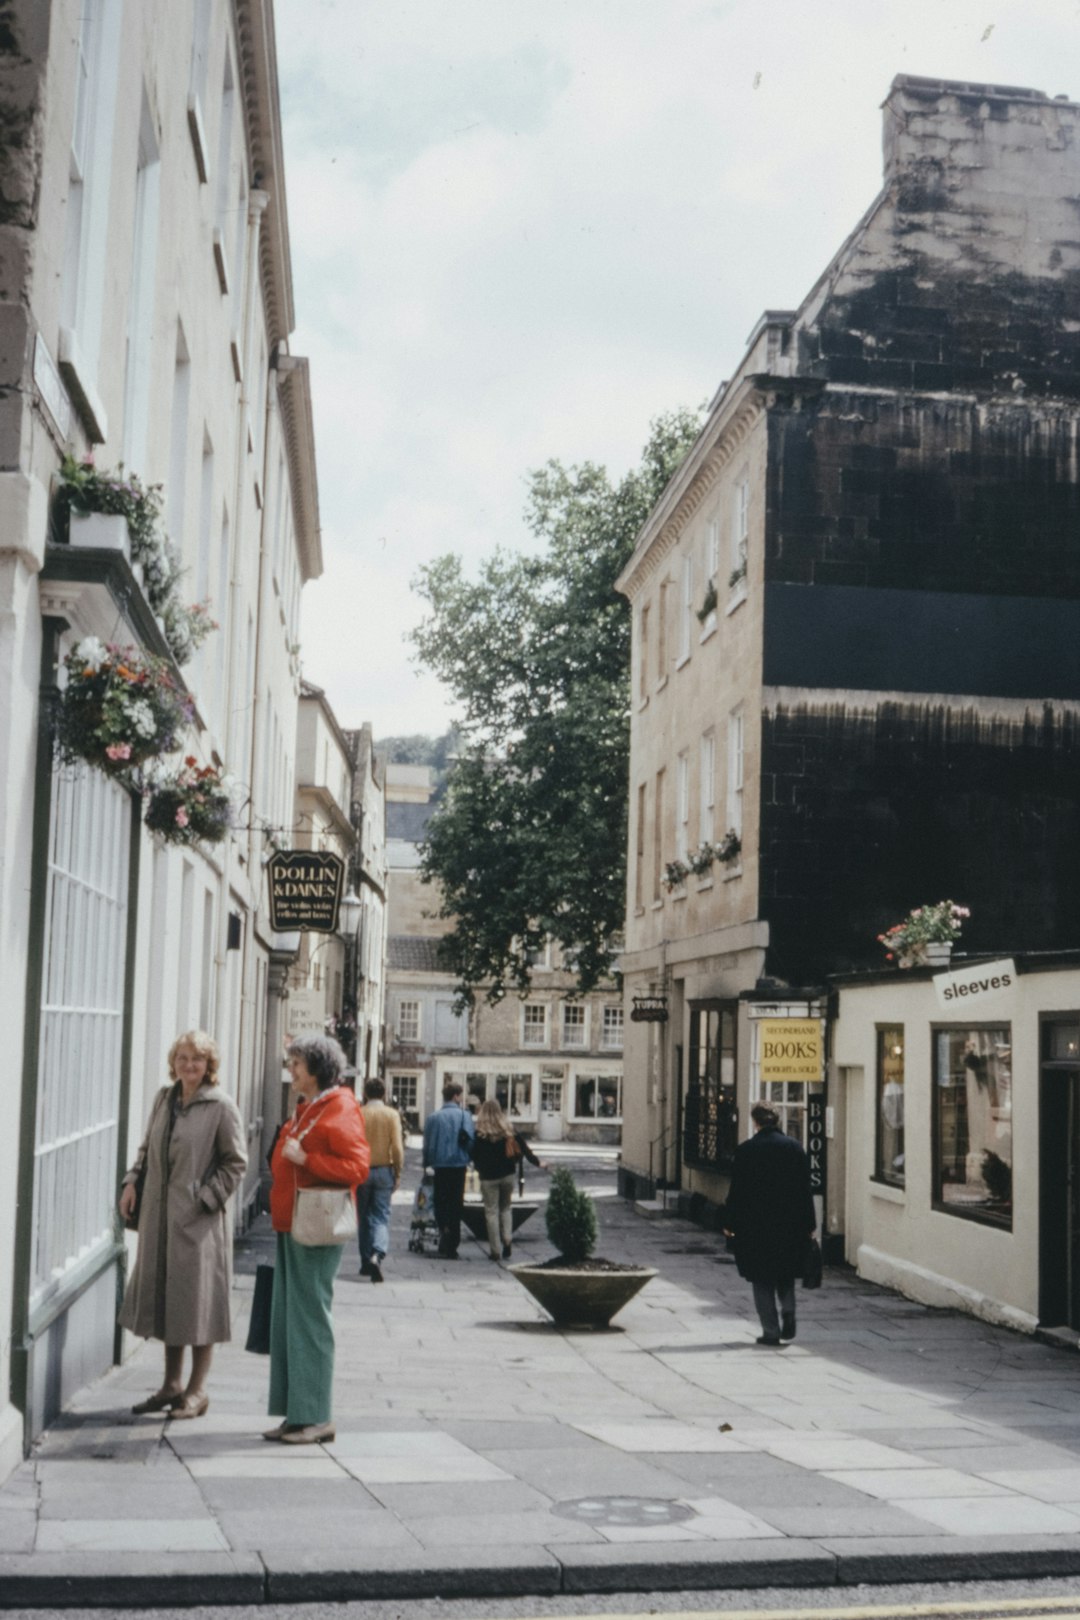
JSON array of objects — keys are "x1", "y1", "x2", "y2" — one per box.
[{"x1": 422, "y1": 1081, "x2": 475, "y2": 1258}]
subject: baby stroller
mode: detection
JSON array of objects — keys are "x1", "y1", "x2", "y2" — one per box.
[{"x1": 408, "y1": 1170, "x2": 439, "y2": 1254}]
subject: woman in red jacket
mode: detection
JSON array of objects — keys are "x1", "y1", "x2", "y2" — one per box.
[{"x1": 265, "y1": 1035, "x2": 369, "y2": 1444}]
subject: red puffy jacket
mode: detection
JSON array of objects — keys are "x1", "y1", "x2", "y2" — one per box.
[{"x1": 270, "y1": 1086, "x2": 370, "y2": 1234}]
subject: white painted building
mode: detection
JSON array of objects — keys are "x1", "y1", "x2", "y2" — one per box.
[
  {"x1": 344, "y1": 723, "x2": 388, "y2": 1086},
  {"x1": 0, "y1": 0, "x2": 321, "y2": 1470},
  {"x1": 833, "y1": 955, "x2": 1080, "y2": 1338}
]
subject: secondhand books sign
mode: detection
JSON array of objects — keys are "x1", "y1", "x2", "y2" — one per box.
[
  {"x1": 759, "y1": 1018, "x2": 823, "y2": 1082},
  {"x1": 268, "y1": 850, "x2": 345, "y2": 932}
]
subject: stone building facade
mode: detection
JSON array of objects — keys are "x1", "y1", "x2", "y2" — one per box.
[
  {"x1": 383, "y1": 765, "x2": 624, "y2": 1140},
  {"x1": 0, "y1": 0, "x2": 321, "y2": 1468},
  {"x1": 615, "y1": 77, "x2": 1080, "y2": 1237}
]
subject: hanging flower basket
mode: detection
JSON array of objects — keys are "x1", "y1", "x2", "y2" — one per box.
[
  {"x1": 55, "y1": 638, "x2": 192, "y2": 778},
  {"x1": 878, "y1": 900, "x2": 970, "y2": 969},
  {"x1": 144, "y1": 757, "x2": 234, "y2": 847}
]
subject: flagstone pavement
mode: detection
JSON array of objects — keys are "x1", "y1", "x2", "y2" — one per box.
[{"x1": 4, "y1": 1145, "x2": 1080, "y2": 1604}]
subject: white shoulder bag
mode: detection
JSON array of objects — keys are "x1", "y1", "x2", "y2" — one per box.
[{"x1": 289, "y1": 1099, "x2": 355, "y2": 1247}]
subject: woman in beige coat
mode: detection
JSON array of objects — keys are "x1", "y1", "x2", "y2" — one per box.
[{"x1": 118, "y1": 1031, "x2": 247, "y2": 1419}]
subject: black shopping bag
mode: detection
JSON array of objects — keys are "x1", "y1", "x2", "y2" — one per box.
[
  {"x1": 245, "y1": 1263, "x2": 274, "y2": 1354},
  {"x1": 802, "y1": 1237, "x2": 823, "y2": 1291}
]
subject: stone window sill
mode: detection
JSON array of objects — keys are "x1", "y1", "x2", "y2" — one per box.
[
  {"x1": 870, "y1": 1178, "x2": 906, "y2": 1204},
  {"x1": 726, "y1": 582, "x2": 748, "y2": 615}
]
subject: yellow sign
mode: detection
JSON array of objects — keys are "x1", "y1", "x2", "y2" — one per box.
[{"x1": 759, "y1": 1019, "x2": 823, "y2": 1081}]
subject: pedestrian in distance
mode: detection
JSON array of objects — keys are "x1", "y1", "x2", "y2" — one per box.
[
  {"x1": 119, "y1": 1031, "x2": 247, "y2": 1419},
  {"x1": 723, "y1": 1101, "x2": 817, "y2": 1347},
  {"x1": 265, "y1": 1035, "x2": 370, "y2": 1444},
  {"x1": 357, "y1": 1077, "x2": 403, "y2": 1282},
  {"x1": 422, "y1": 1080, "x2": 474, "y2": 1258},
  {"x1": 469, "y1": 1099, "x2": 549, "y2": 1260}
]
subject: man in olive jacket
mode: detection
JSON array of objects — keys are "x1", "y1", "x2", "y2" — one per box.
[{"x1": 723, "y1": 1102, "x2": 817, "y2": 1346}]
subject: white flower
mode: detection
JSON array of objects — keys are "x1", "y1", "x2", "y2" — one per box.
[
  {"x1": 130, "y1": 699, "x2": 156, "y2": 739},
  {"x1": 73, "y1": 636, "x2": 107, "y2": 672}
]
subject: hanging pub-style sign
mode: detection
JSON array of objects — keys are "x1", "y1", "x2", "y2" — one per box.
[
  {"x1": 267, "y1": 849, "x2": 345, "y2": 933},
  {"x1": 630, "y1": 993, "x2": 669, "y2": 1024}
]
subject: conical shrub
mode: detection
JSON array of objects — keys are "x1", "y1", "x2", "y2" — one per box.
[{"x1": 545, "y1": 1166, "x2": 598, "y2": 1263}]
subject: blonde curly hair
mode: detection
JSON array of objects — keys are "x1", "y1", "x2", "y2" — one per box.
[{"x1": 167, "y1": 1030, "x2": 220, "y2": 1085}]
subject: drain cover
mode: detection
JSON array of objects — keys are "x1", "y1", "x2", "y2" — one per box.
[{"x1": 554, "y1": 1496, "x2": 694, "y2": 1527}]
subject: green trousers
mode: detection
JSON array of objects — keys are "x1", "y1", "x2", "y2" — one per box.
[{"x1": 268, "y1": 1232, "x2": 342, "y2": 1425}]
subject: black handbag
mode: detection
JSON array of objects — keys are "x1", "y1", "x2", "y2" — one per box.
[
  {"x1": 802, "y1": 1236, "x2": 823, "y2": 1290},
  {"x1": 457, "y1": 1106, "x2": 473, "y2": 1152},
  {"x1": 245, "y1": 1263, "x2": 275, "y2": 1354},
  {"x1": 123, "y1": 1162, "x2": 147, "y2": 1232}
]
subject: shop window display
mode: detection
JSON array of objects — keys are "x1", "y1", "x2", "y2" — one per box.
[{"x1": 934, "y1": 1026, "x2": 1012, "y2": 1228}]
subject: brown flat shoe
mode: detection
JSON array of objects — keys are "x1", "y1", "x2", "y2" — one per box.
[
  {"x1": 131, "y1": 1390, "x2": 183, "y2": 1415},
  {"x1": 280, "y1": 1422, "x2": 335, "y2": 1444},
  {"x1": 262, "y1": 1421, "x2": 289, "y2": 1441},
  {"x1": 168, "y1": 1392, "x2": 209, "y2": 1420}
]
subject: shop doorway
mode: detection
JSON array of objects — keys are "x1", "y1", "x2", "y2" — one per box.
[
  {"x1": 539, "y1": 1071, "x2": 564, "y2": 1142},
  {"x1": 1039, "y1": 1018, "x2": 1080, "y2": 1331}
]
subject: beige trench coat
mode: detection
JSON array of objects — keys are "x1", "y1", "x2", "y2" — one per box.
[{"x1": 118, "y1": 1083, "x2": 247, "y2": 1345}]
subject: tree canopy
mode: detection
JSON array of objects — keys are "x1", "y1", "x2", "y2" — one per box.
[{"x1": 410, "y1": 408, "x2": 701, "y2": 1004}]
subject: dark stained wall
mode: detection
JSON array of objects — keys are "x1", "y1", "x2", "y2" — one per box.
[
  {"x1": 759, "y1": 701, "x2": 1080, "y2": 983},
  {"x1": 765, "y1": 394, "x2": 1080, "y2": 598}
]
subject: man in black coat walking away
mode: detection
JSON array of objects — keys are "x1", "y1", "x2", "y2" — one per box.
[{"x1": 723, "y1": 1102, "x2": 817, "y2": 1346}]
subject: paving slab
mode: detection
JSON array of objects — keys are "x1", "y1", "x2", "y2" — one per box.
[
  {"x1": 261, "y1": 1544, "x2": 564, "y2": 1602},
  {"x1": 557, "y1": 1536, "x2": 837, "y2": 1591},
  {"x1": 0, "y1": 1551, "x2": 265, "y2": 1608},
  {"x1": 828, "y1": 1532, "x2": 1080, "y2": 1583},
  {"x1": 7, "y1": 1146, "x2": 1080, "y2": 1605}
]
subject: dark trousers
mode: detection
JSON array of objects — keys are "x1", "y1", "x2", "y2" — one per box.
[
  {"x1": 433, "y1": 1167, "x2": 467, "y2": 1254},
  {"x1": 752, "y1": 1278, "x2": 796, "y2": 1339}
]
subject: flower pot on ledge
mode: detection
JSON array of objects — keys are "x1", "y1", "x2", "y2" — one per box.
[
  {"x1": 923, "y1": 941, "x2": 953, "y2": 967},
  {"x1": 68, "y1": 510, "x2": 130, "y2": 557}
]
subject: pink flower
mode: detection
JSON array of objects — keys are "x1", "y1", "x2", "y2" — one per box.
[
  {"x1": 175, "y1": 807, "x2": 190, "y2": 828},
  {"x1": 105, "y1": 742, "x2": 132, "y2": 761}
]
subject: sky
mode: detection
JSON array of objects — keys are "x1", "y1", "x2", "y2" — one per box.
[{"x1": 275, "y1": 0, "x2": 1080, "y2": 740}]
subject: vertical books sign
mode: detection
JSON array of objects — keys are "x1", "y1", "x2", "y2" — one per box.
[{"x1": 267, "y1": 851, "x2": 345, "y2": 933}]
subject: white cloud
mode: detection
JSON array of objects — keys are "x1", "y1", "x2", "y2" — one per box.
[{"x1": 279, "y1": 0, "x2": 1080, "y2": 736}]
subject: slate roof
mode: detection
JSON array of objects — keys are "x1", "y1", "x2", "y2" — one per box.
[{"x1": 388, "y1": 936, "x2": 450, "y2": 972}]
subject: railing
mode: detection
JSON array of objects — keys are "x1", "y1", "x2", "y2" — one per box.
[{"x1": 648, "y1": 1121, "x2": 675, "y2": 1211}]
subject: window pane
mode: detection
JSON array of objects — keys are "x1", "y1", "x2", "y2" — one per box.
[
  {"x1": 522, "y1": 1005, "x2": 546, "y2": 1046},
  {"x1": 876, "y1": 1026, "x2": 905, "y2": 1186},
  {"x1": 574, "y1": 1074, "x2": 597, "y2": 1117},
  {"x1": 934, "y1": 1027, "x2": 1012, "y2": 1227},
  {"x1": 602, "y1": 1005, "x2": 624, "y2": 1049},
  {"x1": 683, "y1": 1003, "x2": 738, "y2": 1169},
  {"x1": 562, "y1": 1004, "x2": 586, "y2": 1048}
]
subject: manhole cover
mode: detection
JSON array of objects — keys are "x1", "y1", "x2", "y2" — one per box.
[{"x1": 554, "y1": 1496, "x2": 694, "y2": 1527}]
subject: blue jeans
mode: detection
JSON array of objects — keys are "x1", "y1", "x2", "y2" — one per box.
[{"x1": 357, "y1": 1165, "x2": 395, "y2": 1263}]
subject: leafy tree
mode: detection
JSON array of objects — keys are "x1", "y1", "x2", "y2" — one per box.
[{"x1": 410, "y1": 408, "x2": 701, "y2": 1004}]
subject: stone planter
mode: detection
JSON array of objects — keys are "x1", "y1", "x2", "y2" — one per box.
[
  {"x1": 510, "y1": 1263, "x2": 657, "y2": 1329},
  {"x1": 68, "y1": 510, "x2": 130, "y2": 557},
  {"x1": 923, "y1": 941, "x2": 953, "y2": 967},
  {"x1": 460, "y1": 1201, "x2": 539, "y2": 1242}
]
